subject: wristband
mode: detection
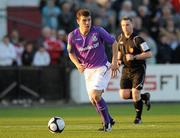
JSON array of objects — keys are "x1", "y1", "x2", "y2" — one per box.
[{"x1": 133, "y1": 55, "x2": 137, "y2": 60}]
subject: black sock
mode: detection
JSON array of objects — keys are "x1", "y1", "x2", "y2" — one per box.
[
  {"x1": 128, "y1": 91, "x2": 133, "y2": 99},
  {"x1": 133, "y1": 99, "x2": 143, "y2": 119},
  {"x1": 141, "y1": 93, "x2": 147, "y2": 101}
]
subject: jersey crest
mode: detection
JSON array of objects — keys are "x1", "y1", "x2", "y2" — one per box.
[
  {"x1": 128, "y1": 47, "x2": 134, "y2": 53},
  {"x1": 92, "y1": 34, "x2": 98, "y2": 42}
]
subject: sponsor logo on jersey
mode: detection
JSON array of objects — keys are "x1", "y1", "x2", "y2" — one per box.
[
  {"x1": 78, "y1": 42, "x2": 99, "y2": 52},
  {"x1": 75, "y1": 38, "x2": 82, "y2": 41}
]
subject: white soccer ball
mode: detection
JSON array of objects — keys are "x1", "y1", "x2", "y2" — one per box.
[{"x1": 48, "y1": 116, "x2": 65, "y2": 133}]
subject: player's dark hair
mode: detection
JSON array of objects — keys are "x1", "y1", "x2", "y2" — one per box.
[
  {"x1": 76, "y1": 9, "x2": 91, "y2": 19},
  {"x1": 120, "y1": 17, "x2": 133, "y2": 22}
]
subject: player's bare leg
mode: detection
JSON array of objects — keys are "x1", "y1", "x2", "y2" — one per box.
[{"x1": 120, "y1": 89, "x2": 151, "y2": 111}]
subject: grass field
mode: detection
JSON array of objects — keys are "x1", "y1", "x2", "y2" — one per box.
[{"x1": 0, "y1": 103, "x2": 180, "y2": 138}]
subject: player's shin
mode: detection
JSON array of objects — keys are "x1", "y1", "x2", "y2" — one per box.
[
  {"x1": 133, "y1": 99, "x2": 143, "y2": 119},
  {"x1": 101, "y1": 98, "x2": 113, "y2": 121},
  {"x1": 96, "y1": 98, "x2": 110, "y2": 124}
]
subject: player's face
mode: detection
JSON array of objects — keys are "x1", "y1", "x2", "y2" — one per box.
[
  {"x1": 77, "y1": 16, "x2": 92, "y2": 34},
  {"x1": 121, "y1": 20, "x2": 133, "y2": 37}
]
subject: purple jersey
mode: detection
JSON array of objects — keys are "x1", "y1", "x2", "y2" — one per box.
[{"x1": 67, "y1": 26, "x2": 115, "y2": 68}]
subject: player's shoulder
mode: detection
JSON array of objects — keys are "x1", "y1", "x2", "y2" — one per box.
[
  {"x1": 133, "y1": 33, "x2": 144, "y2": 44},
  {"x1": 92, "y1": 26, "x2": 105, "y2": 32},
  {"x1": 68, "y1": 28, "x2": 79, "y2": 38}
]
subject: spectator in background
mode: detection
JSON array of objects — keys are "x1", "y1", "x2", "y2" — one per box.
[
  {"x1": 39, "y1": 0, "x2": 47, "y2": 13},
  {"x1": 156, "y1": 35, "x2": 172, "y2": 63},
  {"x1": 159, "y1": 19, "x2": 179, "y2": 51},
  {"x1": 0, "y1": 35, "x2": 16, "y2": 66},
  {"x1": 132, "y1": 16, "x2": 143, "y2": 33},
  {"x1": 33, "y1": 46, "x2": 50, "y2": 66},
  {"x1": 10, "y1": 29, "x2": 25, "y2": 66},
  {"x1": 96, "y1": 3, "x2": 116, "y2": 33},
  {"x1": 21, "y1": 42, "x2": 35, "y2": 66},
  {"x1": 57, "y1": 29, "x2": 66, "y2": 54},
  {"x1": 58, "y1": 2, "x2": 75, "y2": 33},
  {"x1": 118, "y1": 0, "x2": 137, "y2": 21},
  {"x1": 137, "y1": 5, "x2": 151, "y2": 30},
  {"x1": 81, "y1": 0, "x2": 101, "y2": 17},
  {"x1": 43, "y1": 29, "x2": 64, "y2": 65},
  {"x1": 14, "y1": 38, "x2": 25, "y2": 66},
  {"x1": 37, "y1": 26, "x2": 52, "y2": 49},
  {"x1": 10, "y1": 29, "x2": 20, "y2": 45},
  {"x1": 42, "y1": 0, "x2": 61, "y2": 29},
  {"x1": 139, "y1": 29, "x2": 157, "y2": 64}
]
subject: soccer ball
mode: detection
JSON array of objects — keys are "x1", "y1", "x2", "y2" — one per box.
[{"x1": 48, "y1": 116, "x2": 65, "y2": 133}]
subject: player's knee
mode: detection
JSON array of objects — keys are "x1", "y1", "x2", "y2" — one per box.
[
  {"x1": 93, "y1": 95, "x2": 101, "y2": 102},
  {"x1": 90, "y1": 93, "x2": 101, "y2": 102},
  {"x1": 119, "y1": 90, "x2": 131, "y2": 99},
  {"x1": 120, "y1": 93, "x2": 127, "y2": 99},
  {"x1": 89, "y1": 97, "x2": 96, "y2": 105}
]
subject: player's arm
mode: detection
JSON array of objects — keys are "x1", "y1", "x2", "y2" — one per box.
[
  {"x1": 111, "y1": 40, "x2": 119, "y2": 77},
  {"x1": 117, "y1": 35, "x2": 123, "y2": 66},
  {"x1": 133, "y1": 50, "x2": 152, "y2": 60},
  {"x1": 117, "y1": 51, "x2": 122, "y2": 66},
  {"x1": 126, "y1": 37, "x2": 152, "y2": 61},
  {"x1": 98, "y1": 27, "x2": 119, "y2": 77},
  {"x1": 67, "y1": 33, "x2": 85, "y2": 73},
  {"x1": 68, "y1": 52, "x2": 85, "y2": 73},
  {"x1": 111, "y1": 40, "x2": 118, "y2": 66},
  {"x1": 133, "y1": 37, "x2": 152, "y2": 60}
]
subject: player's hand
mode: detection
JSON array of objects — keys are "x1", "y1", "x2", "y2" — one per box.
[
  {"x1": 76, "y1": 64, "x2": 85, "y2": 73},
  {"x1": 111, "y1": 63, "x2": 120, "y2": 78},
  {"x1": 126, "y1": 54, "x2": 134, "y2": 61},
  {"x1": 117, "y1": 60, "x2": 121, "y2": 68}
]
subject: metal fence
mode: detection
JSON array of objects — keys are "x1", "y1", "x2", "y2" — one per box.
[{"x1": 0, "y1": 66, "x2": 70, "y2": 103}]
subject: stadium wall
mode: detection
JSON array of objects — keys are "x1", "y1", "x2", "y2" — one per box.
[
  {"x1": 0, "y1": 66, "x2": 68, "y2": 101},
  {"x1": 70, "y1": 65, "x2": 180, "y2": 103},
  {"x1": 0, "y1": 0, "x2": 39, "y2": 39}
]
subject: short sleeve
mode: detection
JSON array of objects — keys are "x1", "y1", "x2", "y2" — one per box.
[
  {"x1": 134, "y1": 36, "x2": 150, "y2": 52},
  {"x1": 98, "y1": 27, "x2": 115, "y2": 45},
  {"x1": 67, "y1": 32, "x2": 74, "y2": 53}
]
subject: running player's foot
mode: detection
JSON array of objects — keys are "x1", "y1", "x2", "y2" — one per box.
[
  {"x1": 98, "y1": 123, "x2": 112, "y2": 132},
  {"x1": 110, "y1": 119, "x2": 115, "y2": 126},
  {"x1": 144, "y1": 92, "x2": 151, "y2": 111},
  {"x1": 134, "y1": 118, "x2": 142, "y2": 124},
  {"x1": 104, "y1": 123, "x2": 112, "y2": 132}
]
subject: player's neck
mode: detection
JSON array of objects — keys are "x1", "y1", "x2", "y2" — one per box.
[
  {"x1": 79, "y1": 28, "x2": 90, "y2": 36},
  {"x1": 124, "y1": 32, "x2": 132, "y2": 38}
]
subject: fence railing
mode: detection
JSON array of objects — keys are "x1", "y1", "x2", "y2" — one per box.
[{"x1": 0, "y1": 66, "x2": 69, "y2": 102}]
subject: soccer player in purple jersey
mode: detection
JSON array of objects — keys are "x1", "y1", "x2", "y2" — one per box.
[{"x1": 67, "y1": 9, "x2": 119, "y2": 132}]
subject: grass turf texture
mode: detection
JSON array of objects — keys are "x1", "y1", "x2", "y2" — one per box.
[{"x1": 0, "y1": 103, "x2": 180, "y2": 138}]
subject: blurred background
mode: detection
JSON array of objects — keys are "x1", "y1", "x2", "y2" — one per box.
[{"x1": 0, "y1": 0, "x2": 179, "y2": 106}]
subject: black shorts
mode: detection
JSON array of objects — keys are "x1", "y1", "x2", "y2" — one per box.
[{"x1": 120, "y1": 65, "x2": 146, "y2": 90}]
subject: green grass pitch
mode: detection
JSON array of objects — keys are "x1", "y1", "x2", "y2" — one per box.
[{"x1": 0, "y1": 103, "x2": 180, "y2": 138}]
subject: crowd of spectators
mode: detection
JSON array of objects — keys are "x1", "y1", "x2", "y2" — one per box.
[
  {"x1": 0, "y1": 0, "x2": 179, "y2": 67},
  {"x1": 0, "y1": 27, "x2": 68, "y2": 67}
]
